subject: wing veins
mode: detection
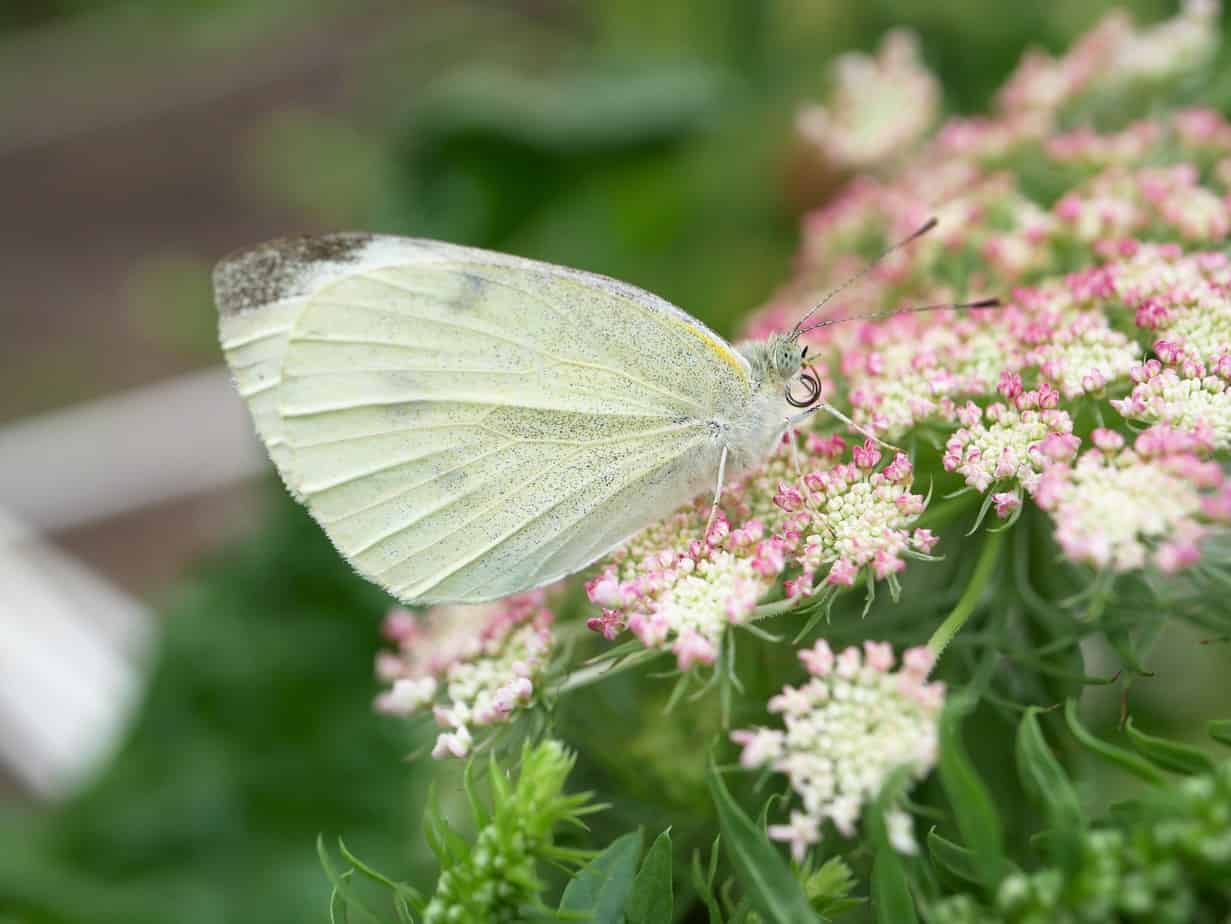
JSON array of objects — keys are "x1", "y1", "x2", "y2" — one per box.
[
  {"x1": 317, "y1": 443, "x2": 513, "y2": 528},
  {"x1": 298, "y1": 444, "x2": 460, "y2": 495},
  {"x1": 371, "y1": 445, "x2": 591, "y2": 573},
  {"x1": 407, "y1": 434, "x2": 708, "y2": 598}
]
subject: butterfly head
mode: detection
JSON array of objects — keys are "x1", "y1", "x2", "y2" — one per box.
[{"x1": 742, "y1": 332, "x2": 822, "y2": 410}]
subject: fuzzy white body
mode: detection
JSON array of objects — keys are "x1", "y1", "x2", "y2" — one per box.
[{"x1": 215, "y1": 233, "x2": 803, "y2": 604}]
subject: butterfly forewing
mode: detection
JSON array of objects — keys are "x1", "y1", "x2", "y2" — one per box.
[{"x1": 216, "y1": 234, "x2": 750, "y2": 603}]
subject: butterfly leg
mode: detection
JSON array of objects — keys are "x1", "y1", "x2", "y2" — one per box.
[
  {"x1": 816, "y1": 401, "x2": 902, "y2": 453},
  {"x1": 704, "y1": 445, "x2": 729, "y2": 532},
  {"x1": 783, "y1": 420, "x2": 803, "y2": 474}
]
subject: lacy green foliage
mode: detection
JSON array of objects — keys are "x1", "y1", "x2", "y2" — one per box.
[
  {"x1": 421, "y1": 741, "x2": 595, "y2": 923},
  {"x1": 928, "y1": 720, "x2": 1231, "y2": 924},
  {"x1": 321, "y1": 741, "x2": 601, "y2": 923},
  {"x1": 319, "y1": 743, "x2": 690, "y2": 924}
]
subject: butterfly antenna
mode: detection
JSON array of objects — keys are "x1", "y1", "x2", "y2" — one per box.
[
  {"x1": 790, "y1": 216, "x2": 939, "y2": 337},
  {"x1": 796, "y1": 296, "x2": 1002, "y2": 335}
]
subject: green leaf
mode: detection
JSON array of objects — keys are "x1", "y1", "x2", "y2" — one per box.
[
  {"x1": 807, "y1": 856, "x2": 866, "y2": 920},
  {"x1": 1016, "y1": 708, "x2": 1084, "y2": 869},
  {"x1": 316, "y1": 835, "x2": 385, "y2": 924},
  {"x1": 1209, "y1": 719, "x2": 1231, "y2": 748},
  {"x1": 1125, "y1": 717, "x2": 1216, "y2": 776},
  {"x1": 1063, "y1": 699, "x2": 1165, "y2": 785},
  {"x1": 708, "y1": 766, "x2": 821, "y2": 924},
  {"x1": 927, "y1": 829, "x2": 983, "y2": 885},
  {"x1": 558, "y1": 831, "x2": 641, "y2": 922},
  {"x1": 691, "y1": 837, "x2": 724, "y2": 924},
  {"x1": 805, "y1": 856, "x2": 864, "y2": 920},
  {"x1": 625, "y1": 829, "x2": 673, "y2": 924},
  {"x1": 870, "y1": 846, "x2": 917, "y2": 924},
  {"x1": 937, "y1": 691, "x2": 1006, "y2": 891}
]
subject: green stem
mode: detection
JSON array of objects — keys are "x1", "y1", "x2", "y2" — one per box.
[{"x1": 927, "y1": 529, "x2": 1004, "y2": 663}]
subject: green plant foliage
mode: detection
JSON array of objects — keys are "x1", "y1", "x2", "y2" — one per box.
[
  {"x1": 706, "y1": 766, "x2": 821, "y2": 924},
  {"x1": 936, "y1": 691, "x2": 1007, "y2": 892},
  {"x1": 625, "y1": 830, "x2": 674, "y2": 924},
  {"x1": 930, "y1": 726, "x2": 1231, "y2": 923},
  {"x1": 557, "y1": 831, "x2": 642, "y2": 921}
]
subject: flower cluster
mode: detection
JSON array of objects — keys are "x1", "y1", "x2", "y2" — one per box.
[
  {"x1": 375, "y1": 592, "x2": 554, "y2": 759},
  {"x1": 731, "y1": 641, "x2": 943, "y2": 860},
  {"x1": 942, "y1": 386, "x2": 1078, "y2": 500},
  {"x1": 1109, "y1": 245, "x2": 1231, "y2": 366},
  {"x1": 739, "y1": 0, "x2": 1230, "y2": 577},
  {"x1": 797, "y1": 30, "x2": 939, "y2": 173},
  {"x1": 994, "y1": 0, "x2": 1218, "y2": 125},
  {"x1": 1035, "y1": 426, "x2": 1230, "y2": 572},
  {"x1": 1113, "y1": 351, "x2": 1231, "y2": 448},
  {"x1": 586, "y1": 437, "x2": 933, "y2": 669}
]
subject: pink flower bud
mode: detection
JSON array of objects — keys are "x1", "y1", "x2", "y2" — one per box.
[
  {"x1": 1091, "y1": 428, "x2": 1124, "y2": 452},
  {"x1": 853, "y1": 440, "x2": 882, "y2": 468},
  {"x1": 673, "y1": 630, "x2": 717, "y2": 670},
  {"x1": 992, "y1": 492, "x2": 1021, "y2": 518},
  {"x1": 998, "y1": 370, "x2": 1023, "y2": 399},
  {"x1": 773, "y1": 481, "x2": 806, "y2": 512},
  {"x1": 799, "y1": 639, "x2": 835, "y2": 676},
  {"x1": 381, "y1": 607, "x2": 419, "y2": 643},
  {"x1": 826, "y1": 559, "x2": 859, "y2": 587}
]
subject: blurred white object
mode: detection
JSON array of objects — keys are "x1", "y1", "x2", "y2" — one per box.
[
  {"x1": 0, "y1": 510, "x2": 154, "y2": 797},
  {"x1": 0, "y1": 367, "x2": 266, "y2": 531},
  {"x1": 0, "y1": 367, "x2": 265, "y2": 796}
]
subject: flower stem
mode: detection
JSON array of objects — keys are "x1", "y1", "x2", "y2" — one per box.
[{"x1": 926, "y1": 529, "x2": 1004, "y2": 663}]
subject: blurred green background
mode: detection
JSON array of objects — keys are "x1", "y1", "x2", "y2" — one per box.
[{"x1": 0, "y1": 1, "x2": 1214, "y2": 922}]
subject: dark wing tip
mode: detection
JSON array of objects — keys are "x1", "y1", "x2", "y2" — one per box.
[{"x1": 212, "y1": 231, "x2": 375, "y2": 316}]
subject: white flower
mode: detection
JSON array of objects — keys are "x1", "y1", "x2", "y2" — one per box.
[
  {"x1": 732, "y1": 642, "x2": 942, "y2": 858},
  {"x1": 374, "y1": 592, "x2": 556, "y2": 758},
  {"x1": 767, "y1": 811, "x2": 821, "y2": 864}
]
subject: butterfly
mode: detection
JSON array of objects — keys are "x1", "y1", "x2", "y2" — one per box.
[{"x1": 214, "y1": 221, "x2": 994, "y2": 605}]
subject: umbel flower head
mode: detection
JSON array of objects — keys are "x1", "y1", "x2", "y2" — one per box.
[
  {"x1": 585, "y1": 437, "x2": 935, "y2": 670},
  {"x1": 732, "y1": 641, "x2": 942, "y2": 861},
  {"x1": 797, "y1": 29, "x2": 939, "y2": 175},
  {"x1": 735, "y1": 0, "x2": 1231, "y2": 582},
  {"x1": 374, "y1": 591, "x2": 555, "y2": 759}
]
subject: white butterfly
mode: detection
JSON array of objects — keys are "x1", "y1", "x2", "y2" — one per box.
[{"x1": 214, "y1": 225, "x2": 982, "y2": 605}]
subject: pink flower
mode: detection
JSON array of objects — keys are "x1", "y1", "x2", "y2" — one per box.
[
  {"x1": 800, "y1": 639, "x2": 836, "y2": 676},
  {"x1": 381, "y1": 607, "x2": 418, "y2": 643},
  {"x1": 768, "y1": 812, "x2": 821, "y2": 864},
  {"x1": 673, "y1": 630, "x2": 718, "y2": 670},
  {"x1": 826, "y1": 559, "x2": 859, "y2": 586},
  {"x1": 864, "y1": 640, "x2": 895, "y2": 671},
  {"x1": 585, "y1": 609, "x2": 626, "y2": 641},
  {"x1": 852, "y1": 440, "x2": 883, "y2": 468},
  {"x1": 773, "y1": 481, "x2": 806, "y2": 512},
  {"x1": 1091, "y1": 428, "x2": 1125, "y2": 452},
  {"x1": 992, "y1": 492, "x2": 1022, "y2": 518}
]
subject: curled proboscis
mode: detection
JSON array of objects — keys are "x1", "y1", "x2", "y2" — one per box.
[{"x1": 785, "y1": 366, "x2": 823, "y2": 409}]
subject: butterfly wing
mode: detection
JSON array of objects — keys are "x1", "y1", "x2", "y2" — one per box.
[{"x1": 216, "y1": 233, "x2": 751, "y2": 603}]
